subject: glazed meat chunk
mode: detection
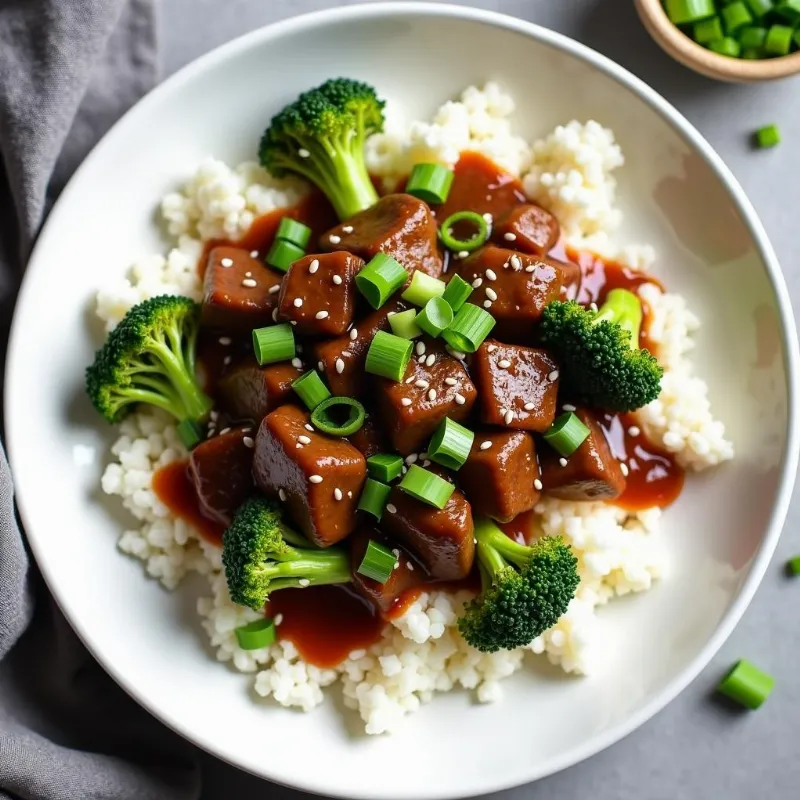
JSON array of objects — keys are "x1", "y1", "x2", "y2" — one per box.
[
  {"x1": 202, "y1": 246, "x2": 282, "y2": 331},
  {"x1": 473, "y1": 339, "x2": 559, "y2": 432},
  {"x1": 252, "y1": 405, "x2": 366, "y2": 546},
  {"x1": 188, "y1": 426, "x2": 255, "y2": 526},
  {"x1": 459, "y1": 430, "x2": 541, "y2": 523},
  {"x1": 217, "y1": 358, "x2": 303, "y2": 422},
  {"x1": 375, "y1": 343, "x2": 477, "y2": 455},
  {"x1": 321, "y1": 194, "x2": 443, "y2": 278},
  {"x1": 278, "y1": 252, "x2": 363, "y2": 337},
  {"x1": 493, "y1": 204, "x2": 560, "y2": 255},
  {"x1": 348, "y1": 413, "x2": 388, "y2": 460},
  {"x1": 540, "y1": 409, "x2": 626, "y2": 501}
]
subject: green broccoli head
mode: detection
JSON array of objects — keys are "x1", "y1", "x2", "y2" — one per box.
[
  {"x1": 85, "y1": 295, "x2": 213, "y2": 425},
  {"x1": 458, "y1": 519, "x2": 580, "y2": 653},
  {"x1": 538, "y1": 288, "x2": 663, "y2": 412},
  {"x1": 222, "y1": 495, "x2": 351, "y2": 610},
  {"x1": 259, "y1": 78, "x2": 385, "y2": 220}
]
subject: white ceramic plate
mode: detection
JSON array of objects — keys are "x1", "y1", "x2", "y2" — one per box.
[{"x1": 5, "y1": 4, "x2": 799, "y2": 798}]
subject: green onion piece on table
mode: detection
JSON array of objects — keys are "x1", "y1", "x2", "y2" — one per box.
[
  {"x1": 738, "y1": 25, "x2": 767, "y2": 48},
  {"x1": 177, "y1": 419, "x2": 203, "y2": 450},
  {"x1": 275, "y1": 216, "x2": 312, "y2": 249},
  {"x1": 439, "y1": 210, "x2": 490, "y2": 253},
  {"x1": 388, "y1": 308, "x2": 423, "y2": 339},
  {"x1": 755, "y1": 124, "x2": 780, "y2": 148},
  {"x1": 694, "y1": 16, "x2": 724, "y2": 42},
  {"x1": 265, "y1": 239, "x2": 305, "y2": 273},
  {"x1": 365, "y1": 330, "x2": 413, "y2": 382},
  {"x1": 721, "y1": 1, "x2": 753, "y2": 34},
  {"x1": 355, "y1": 253, "x2": 408, "y2": 309},
  {"x1": 442, "y1": 303, "x2": 496, "y2": 353},
  {"x1": 441, "y1": 274, "x2": 473, "y2": 313},
  {"x1": 787, "y1": 555, "x2": 800, "y2": 575},
  {"x1": 310, "y1": 396, "x2": 366, "y2": 436},
  {"x1": 543, "y1": 412, "x2": 591, "y2": 457},
  {"x1": 716, "y1": 659, "x2": 775, "y2": 709},
  {"x1": 764, "y1": 24, "x2": 794, "y2": 55},
  {"x1": 744, "y1": 0, "x2": 773, "y2": 17},
  {"x1": 428, "y1": 418, "x2": 474, "y2": 471},
  {"x1": 252, "y1": 323, "x2": 295, "y2": 365},
  {"x1": 664, "y1": 0, "x2": 715, "y2": 24},
  {"x1": 367, "y1": 453, "x2": 404, "y2": 483},
  {"x1": 405, "y1": 163, "x2": 455, "y2": 205},
  {"x1": 399, "y1": 465, "x2": 455, "y2": 509},
  {"x1": 709, "y1": 36, "x2": 742, "y2": 56},
  {"x1": 234, "y1": 618, "x2": 277, "y2": 650},
  {"x1": 357, "y1": 479, "x2": 392, "y2": 520},
  {"x1": 292, "y1": 370, "x2": 331, "y2": 411},
  {"x1": 401, "y1": 270, "x2": 446, "y2": 307},
  {"x1": 416, "y1": 297, "x2": 454, "y2": 338},
  {"x1": 357, "y1": 539, "x2": 398, "y2": 583}
]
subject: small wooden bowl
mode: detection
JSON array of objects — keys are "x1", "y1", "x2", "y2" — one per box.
[{"x1": 635, "y1": 0, "x2": 800, "y2": 82}]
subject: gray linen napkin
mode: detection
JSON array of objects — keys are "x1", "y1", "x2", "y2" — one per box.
[{"x1": 0, "y1": 2, "x2": 200, "y2": 798}]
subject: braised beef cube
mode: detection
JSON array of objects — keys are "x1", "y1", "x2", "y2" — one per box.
[
  {"x1": 348, "y1": 414, "x2": 388, "y2": 460},
  {"x1": 253, "y1": 405, "x2": 366, "y2": 546},
  {"x1": 540, "y1": 409, "x2": 626, "y2": 501},
  {"x1": 474, "y1": 339, "x2": 559, "y2": 432},
  {"x1": 493, "y1": 204, "x2": 560, "y2": 255},
  {"x1": 189, "y1": 426, "x2": 255, "y2": 526},
  {"x1": 381, "y1": 484, "x2": 474, "y2": 580},
  {"x1": 216, "y1": 357, "x2": 303, "y2": 422},
  {"x1": 375, "y1": 343, "x2": 477, "y2": 455},
  {"x1": 311, "y1": 300, "x2": 403, "y2": 397},
  {"x1": 349, "y1": 529, "x2": 425, "y2": 617},
  {"x1": 277, "y1": 252, "x2": 363, "y2": 337},
  {"x1": 321, "y1": 194, "x2": 443, "y2": 278},
  {"x1": 459, "y1": 431, "x2": 540, "y2": 523},
  {"x1": 554, "y1": 257, "x2": 581, "y2": 299},
  {"x1": 202, "y1": 246, "x2": 282, "y2": 331},
  {"x1": 456, "y1": 246, "x2": 563, "y2": 342}
]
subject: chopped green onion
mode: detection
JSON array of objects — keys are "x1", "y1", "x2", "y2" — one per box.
[
  {"x1": 795, "y1": 28, "x2": 800, "y2": 49},
  {"x1": 388, "y1": 308, "x2": 423, "y2": 339},
  {"x1": 776, "y1": 0, "x2": 800, "y2": 23},
  {"x1": 355, "y1": 253, "x2": 407, "y2": 309},
  {"x1": 310, "y1": 396, "x2": 366, "y2": 437},
  {"x1": 416, "y1": 297, "x2": 454, "y2": 338},
  {"x1": 367, "y1": 453, "x2": 404, "y2": 483},
  {"x1": 708, "y1": 36, "x2": 742, "y2": 56},
  {"x1": 276, "y1": 217, "x2": 312, "y2": 249},
  {"x1": 716, "y1": 659, "x2": 775, "y2": 709},
  {"x1": 441, "y1": 275, "x2": 473, "y2": 313},
  {"x1": 439, "y1": 211, "x2": 490, "y2": 253},
  {"x1": 721, "y1": 1, "x2": 753, "y2": 34},
  {"x1": 694, "y1": 16, "x2": 724, "y2": 43},
  {"x1": 405, "y1": 163, "x2": 455, "y2": 205},
  {"x1": 234, "y1": 618, "x2": 277, "y2": 650},
  {"x1": 755, "y1": 124, "x2": 780, "y2": 148},
  {"x1": 401, "y1": 270, "x2": 446, "y2": 307},
  {"x1": 265, "y1": 239, "x2": 305, "y2": 273},
  {"x1": 741, "y1": 46, "x2": 763, "y2": 57},
  {"x1": 356, "y1": 539, "x2": 397, "y2": 583},
  {"x1": 357, "y1": 479, "x2": 392, "y2": 521},
  {"x1": 665, "y1": 0, "x2": 715, "y2": 24},
  {"x1": 442, "y1": 303, "x2": 496, "y2": 353},
  {"x1": 177, "y1": 419, "x2": 203, "y2": 449},
  {"x1": 787, "y1": 555, "x2": 800, "y2": 575},
  {"x1": 399, "y1": 465, "x2": 455, "y2": 509},
  {"x1": 365, "y1": 330, "x2": 413, "y2": 382},
  {"x1": 428, "y1": 418, "x2": 474, "y2": 471},
  {"x1": 543, "y1": 412, "x2": 591, "y2": 457},
  {"x1": 764, "y1": 24, "x2": 794, "y2": 55},
  {"x1": 292, "y1": 370, "x2": 331, "y2": 411},
  {"x1": 738, "y1": 25, "x2": 767, "y2": 48},
  {"x1": 252, "y1": 323, "x2": 295, "y2": 365},
  {"x1": 744, "y1": 0, "x2": 773, "y2": 17}
]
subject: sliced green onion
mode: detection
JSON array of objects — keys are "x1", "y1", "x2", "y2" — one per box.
[
  {"x1": 694, "y1": 15, "x2": 724, "y2": 42},
  {"x1": 365, "y1": 330, "x2": 413, "y2": 382},
  {"x1": 441, "y1": 275, "x2": 473, "y2": 313},
  {"x1": 744, "y1": 0, "x2": 773, "y2": 17},
  {"x1": 367, "y1": 453, "x2": 404, "y2": 483},
  {"x1": 738, "y1": 25, "x2": 767, "y2": 47},
  {"x1": 292, "y1": 370, "x2": 331, "y2": 411},
  {"x1": 439, "y1": 211, "x2": 490, "y2": 253},
  {"x1": 665, "y1": 0, "x2": 715, "y2": 25},
  {"x1": 234, "y1": 618, "x2": 277, "y2": 650},
  {"x1": 265, "y1": 239, "x2": 305, "y2": 273},
  {"x1": 776, "y1": 0, "x2": 800, "y2": 23},
  {"x1": 388, "y1": 308, "x2": 423, "y2": 339},
  {"x1": 543, "y1": 412, "x2": 591, "y2": 457},
  {"x1": 405, "y1": 163, "x2": 455, "y2": 205},
  {"x1": 428, "y1": 418, "x2": 474, "y2": 471},
  {"x1": 357, "y1": 479, "x2": 392, "y2": 521},
  {"x1": 310, "y1": 396, "x2": 366, "y2": 437},
  {"x1": 721, "y1": 1, "x2": 753, "y2": 34},
  {"x1": 399, "y1": 465, "x2": 455, "y2": 509},
  {"x1": 276, "y1": 217, "x2": 312, "y2": 249},
  {"x1": 355, "y1": 253, "x2": 408, "y2": 309},
  {"x1": 741, "y1": 46, "x2": 763, "y2": 58},
  {"x1": 357, "y1": 539, "x2": 397, "y2": 583},
  {"x1": 795, "y1": 28, "x2": 800, "y2": 49},
  {"x1": 401, "y1": 270, "x2": 446, "y2": 307},
  {"x1": 716, "y1": 659, "x2": 774, "y2": 709},
  {"x1": 442, "y1": 303, "x2": 496, "y2": 353},
  {"x1": 177, "y1": 419, "x2": 203, "y2": 450},
  {"x1": 764, "y1": 24, "x2": 794, "y2": 55},
  {"x1": 787, "y1": 555, "x2": 800, "y2": 575},
  {"x1": 708, "y1": 36, "x2": 742, "y2": 56},
  {"x1": 252, "y1": 323, "x2": 295, "y2": 365},
  {"x1": 755, "y1": 124, "x2": 781, "y2": 148},
  {"x1": 416, "y1": 297, "x2": 454, "y2": 338}
]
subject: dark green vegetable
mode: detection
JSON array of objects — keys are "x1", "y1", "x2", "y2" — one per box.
[
  {"x1": 405, "y1": 163, "x2": 454, "y2": 204},
  {"x1": 694, "y1": 16, "x2": 724, "y2": 42},
  {"x1": 716, "y1": 659, "x2": 774, "y2": 709},
  {"x1": 764, "y1": 23, "x2": 794, "y2": 55},
  {"x1": 439, "y1": 211, "x2": 490, "y2": 253},
  {"x1": 441, "y1": 274, "x2": 473, "y2": 313},
  {"x1": 266, "y1": 239, "x2": 305, "y2": 273},
  {"x1": 709, "y1": 36, "x2": 742, "y2": 55},
  {"x1": 738, "y1": 25, "x2": 767, "y2": 48},
  {"x1": 755, "y1": 123, "x2": 781, "y2": 148},
  {"x1": 366, "y1": 453, "x2": 404, "y2": 483},
  {"x1": 721, "y1": 1, "x2": 752, "y2": 34},
  {"x1": 357, "y1": 539, "x2": 397, "y2": 583},
  {"x1": 357, "y1": 479, "x2": 392, "y2": 520},
  {"x1": 310, "y1": 396, "x2": 366, "y2": 436},
  {"x1": 398, "y1": 465, "x2": 455, "y2": 509},
  {"x1": 275, "y1": 217, "x2": 312, "y2": 249},
  {"x1": 292, "y1": 370, "x2": 331, "y2": 410},
  {"x1": 234, "y1": 619, "x2": 277, "y2": 650},
  {"x1": 665, "y1": 0, "x2": 715, "y2": 24}
]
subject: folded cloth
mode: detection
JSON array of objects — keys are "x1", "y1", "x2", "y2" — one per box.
[{"x1": 0, "y1": 1, "x2": 200, "y2": 797}]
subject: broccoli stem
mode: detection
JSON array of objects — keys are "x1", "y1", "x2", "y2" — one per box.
[
  {"x1": 255, "y1": 547, "x2": 351, "y2": 592},
  {"x1": 593, "y1": 288, "x2": 643, "y2": 347},
  {"x1": 146, "y1": 336, "x2": 212, "y2": 422},
  {"x1": 474, "y1": 517, "x2": 533, "y2": 588}
]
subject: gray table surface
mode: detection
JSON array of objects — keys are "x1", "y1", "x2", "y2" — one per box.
[{"x1": 156, "y1": 1, "x2": 800, "y2": 798}]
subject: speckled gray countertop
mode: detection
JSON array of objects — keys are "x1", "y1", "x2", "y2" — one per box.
[{"x1": 157, "y1": 2, "x2": 800, "y2": 797}]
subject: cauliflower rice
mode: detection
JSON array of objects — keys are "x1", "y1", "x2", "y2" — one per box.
[{"x1": 95, "y1": 84, "x2": 733, "y2": 735}]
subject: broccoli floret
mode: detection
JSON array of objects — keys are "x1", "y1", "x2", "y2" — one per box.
[
  {"x1": 458, "y1": 518, "x2": 579, "y2": 653},
  {"x1": 222, "y1": 496, "x2": 351, "y2": 610},
  {"x1": 538, "y1": 288, "x2": 663, "y2": 412},
  {"x1": 85, "y1": 295, "x2": 212, "y2": 426},
  {"x1": 259, "y1": 78, "x2": 385, "y2": 220}
]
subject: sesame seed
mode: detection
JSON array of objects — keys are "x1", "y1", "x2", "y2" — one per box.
[
  {"x1": 274, "y1": 613, "x2": 284, "y2": 625},
  {"x1": 485, "y1": 288, "x2": 498, "y2": 302},
  {"x1": 420, "y1": 452, "x2": 429, "y2": 460},
  {"x1": 444, "y1": 377, "x2": 458, "y2": 386},
  {"x1": 428, "y1": 389, "x2": 437, "y2": 401},
  {"x1": 415, "y1": 379, "x2": 429, "y2": 390},
  {"x1": 347, "y1": 491, "x2": 353, "y2": 498},
  {"x1": 510, "y1": 255, "x2": 522, "y2": 270},
  {"x1": 480, "y1": 441, "x2": 492, "y2": 450},
  {"x1": 268, "y1": 285, "x2": 280, "y2": 294},
  {"x1": 524, "y1": 402, "x2": 535, "y2": 411},
  {"x1": 454, "y1": 393, "x2": 466, "y2": 405},
  {"x1": 407, "y1": 562, "x2": 415, "y2": 571},
  {"x1": 333, "y1": 275, "x2": 343, "y2": 285},
  {"x1": 305, "y1": 424, "x2": 314, "y2": 432},
  {"x1": 298, "y1": 435, "x2": 311, "y2": 445},
  {"x1": 405, "y1": 454, "x2": 418, "y2": 465},
  {"x1": 471, "y1": 277, "x2": 483, "y2": 288},
  {"x1": 401, "y1": 398, "x2": 412, "y2": 406},
  {"x1": 298, "y1": 148, "x2": 311, "y2": 158},
  {"x1": 559, "y1": 457, "x2": 568, "y2": 467},
  {"x1": 405, "y1": 376, "x2": 415, "y2": 384},
  {"x1": 485, "y1": 269, "x2": 497, "y2": 281},
  {"x1": 387, "y1": 311, "x2": 396, "y2": 317},
  {"x1": 483, "y1": 300, "x2": 493, "y2": 309},
  {"x1": 245, "y1": 271, "x2": 253, "y2": 278},
  {"x1": 250, "y1": 250, "x2": 259, "y2": 258},
  {"x1": 299, "y1": 579, "x2": 311, "y2": 587},
  {"x1": 628, "y1": 426, "x2": 641, "y2": 437},
  {"x1": 386, "y1": 503, "x2": 397, "y2": 514},
  {"x1": 241, "y1": 278, "x2": 257, "y2": 288},
  {"x1": 279, "y1": 489, "x2": 287, "y2": 501},
  {"x1": 291, "y1": 357, "x2": 303, "y2": 369},
  {"x1": 562, "y1": 403, "x2": 576, "y2": 412},
  {"x1": 223, "y1": 355, "x2": 232, "y2": 366},
  {"x1": 219, "y1": 427, "x2": 231, "y2": 435},
  {"x1": 504, "y1": 410, "x2": 514, "y2": 425},
  {"x1": 290, "y1": 321, "x2": 297, "y2": 326},
  {"x1": 620, "y1": 462, "x2": 630, "y2": 477},
  {"x1": 503, "y1": 232, "x2": 517, "y2": 241},
  {"x1": 341, "y1": 351, "x2": 352, "y2": 358},
  {"x1": 309, "y1": 475, "x2": 323, "y2": 484},
  {"x1": 342, "y1": 225, "x2": 354, "y2": 233},
  {"x1": 548, "y1": 370, "x2": 560, "y2": 381},
  {"x1": 498, "y1": 359, "x2": 511, "y2": 369},
  {"x1": 421, "y1": 459, "x2": 431, "y2": 467},
  {"x1": 210, "y1": 411, "x2": 219, "y2": 420},
  {"x1": 220, "y1": 257, "x2": 233, "y2": 268},
  {"x1": 525, "y1": 265, "x2": 535, "y2": 273},
  {"x1": 425, "y1": 354, "x2": 436, "y2": 367},
  {"x1": 272, "y1": 308, "x2": 279, "y2": 322},
  {"x1": 243, "y1": 436, "x2": 254, "y2": 448},
  {"x1": 416, "y1": 341, "x2": 426, "y2": 356},
  {"x1": 315, "y1": 310, "x2": 330, "y2": 320},
  {"x1": 308, "y1": 259, "x2": 319, "y2": 274},
  {"x1": 458, "y1": 250, "x2": 469, "y2": 259},
  {"x1": 293, "y1": 298, "x2": 303, "y2": 308},
  {"x1": 534, "y1": 478, "x2": 543, "y2": 490},
  {"x1": 334, "y1": 488, "x2": 343, "y2": 501},
  {"x1": 446, "y1": 347, "x2": 466, "y2": 360},
  {"x1": 487, "y1": 344, "x2": 496, "y2": 353},
  {"x1": 335, "y1": 358, "x2": 345, "y2": 374},
  {"x1": 349, "y1": 328, "x2": 358, "y2": 340},
  {"x1": 218, "y1": 336, "x2": 232, "y2": 345},
  {"x1": 483, "y1": 213, "x2": 493, "y2": 223},
  {"x1": 296, "y1": 443, "x2": 303, "y2": 449},
  {"x1": 590, "y1": 302, "x2": 598, "y2": 312},
  {"x1": 329, "y1": 234, "x2": 341, "y2": 244}
]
